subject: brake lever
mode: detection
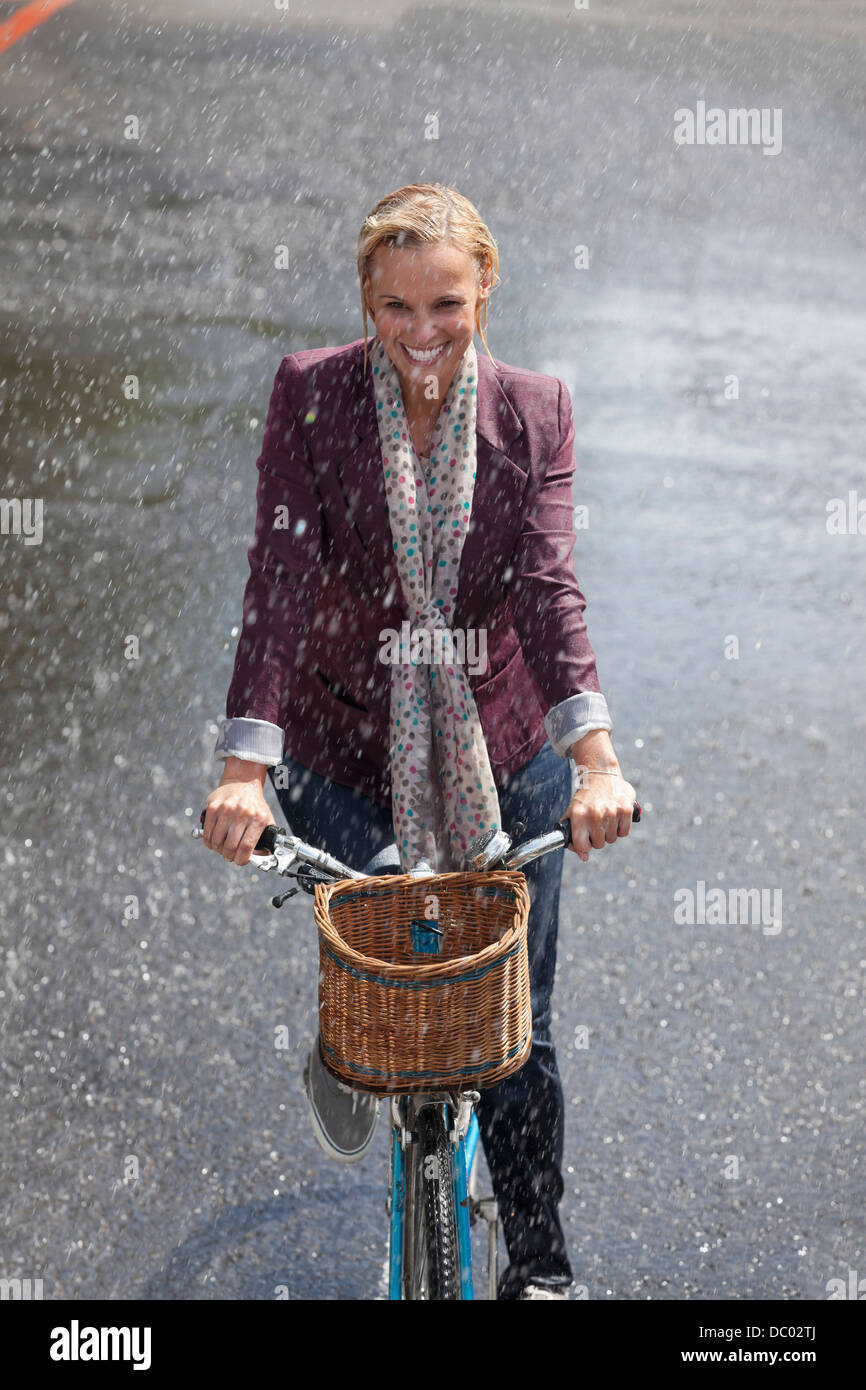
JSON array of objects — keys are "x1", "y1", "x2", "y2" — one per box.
[
  {"x1": 272, "y1": 886, "x2": 299, "y2": 908},
  {"x1": 271, "y1": 862, "x2": 339, "y2": 908},
  {"x1": 295, "y1": 863, "x2": 338, "y2": 895}
]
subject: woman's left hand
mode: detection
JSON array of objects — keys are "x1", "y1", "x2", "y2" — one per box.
[{"x1": 563, "y1": 766, "x2": 637, "y2": 863}]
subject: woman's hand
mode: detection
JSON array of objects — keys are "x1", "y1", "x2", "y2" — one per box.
[
  {"x1": 202, "y1": 757, "x2": 274, "y2": 866},
  {"x1": 562, "y1": 730, "x2": 635, "y2": 863}
]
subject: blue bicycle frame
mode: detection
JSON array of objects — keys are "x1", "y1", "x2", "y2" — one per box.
[{"x1": 388, "y1": 1103, "x2": 488, "y2": 1300}]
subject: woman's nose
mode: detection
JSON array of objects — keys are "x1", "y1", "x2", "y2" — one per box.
[{"x1": 409, "y1": 317, "x2": 438, "y2": 344}]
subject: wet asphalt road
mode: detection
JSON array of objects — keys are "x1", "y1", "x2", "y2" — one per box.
[{"x1": 1, "y1": 0, "x2": 864, "y2": 1299}]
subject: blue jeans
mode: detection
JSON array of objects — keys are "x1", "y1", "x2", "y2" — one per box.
[{"x1": 268, "y1": 741, "x2": 574, "y2": 1299}]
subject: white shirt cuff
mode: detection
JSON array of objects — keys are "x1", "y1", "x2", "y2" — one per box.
[
  {"x1": 544, "y1": 692, "x2": 612, "y2": 757},
  {"x1": 214, "y1": 716, "x2": 284, "y2": 767}
]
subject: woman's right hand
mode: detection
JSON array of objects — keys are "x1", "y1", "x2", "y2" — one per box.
[{"x1": 202, "y1": 757, "x2": 274, "y2": 866}]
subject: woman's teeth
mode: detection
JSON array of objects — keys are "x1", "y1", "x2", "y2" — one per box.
[{"x1": 401, "y1": 342, "x2": 448, "y2": 363}]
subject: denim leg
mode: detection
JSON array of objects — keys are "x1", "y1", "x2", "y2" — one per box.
[
  {"x1": 475, "y1": 742, "x2": 574, "y2": 1299},
  {"x1": 267, "y1": 755, "x2": 394, "y2": 871}
]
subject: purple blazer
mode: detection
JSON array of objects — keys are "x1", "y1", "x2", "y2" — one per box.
[{"x1": 219, "y1": 337, "x2": 608, "y2": 806}]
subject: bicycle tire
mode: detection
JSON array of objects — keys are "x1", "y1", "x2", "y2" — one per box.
[{"x1": 416, "y1": 1106, "x2": 461, "y2": 1301}]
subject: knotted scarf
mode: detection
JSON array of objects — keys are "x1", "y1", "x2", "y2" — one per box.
[{"x1": 370, "y1": 332, "x2": 501, "y2": 872}]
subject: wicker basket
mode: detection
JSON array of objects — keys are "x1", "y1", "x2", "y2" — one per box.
[{"x1": 313, "y1": 870, "x2": 532, "y2": 1095}]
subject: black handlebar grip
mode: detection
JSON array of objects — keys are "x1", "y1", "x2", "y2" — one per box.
[
  {"x1": 254, "y1": 824, "x2": 279, "y2": 854},
  {"x1": 199, "y1": 810, "x2": 279, "y2": 855}
]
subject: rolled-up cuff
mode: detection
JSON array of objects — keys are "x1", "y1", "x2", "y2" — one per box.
[
  {"x1": 214, "y1": 716, "x2": 284, "y2": 767},
  {"x1": 544, "y1": 692, "x2": 612, "y2": 758}
]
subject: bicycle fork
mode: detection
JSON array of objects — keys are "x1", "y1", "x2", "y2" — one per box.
[{"x1": 387, "y1": 1093, "x2": 500, "y2": 1300}]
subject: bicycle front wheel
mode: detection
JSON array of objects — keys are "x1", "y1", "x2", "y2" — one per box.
[{"x1": 406, "y1": 1105, "x2": 461, "y2": 1300}]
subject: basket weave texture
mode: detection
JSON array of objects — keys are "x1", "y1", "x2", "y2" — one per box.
[{"x1": 313, "y1": 870, "x2": 532, "y2": 1095}]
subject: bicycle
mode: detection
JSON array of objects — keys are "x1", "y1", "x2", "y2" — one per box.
[{"x1": 194, "y1": 800, "x2": 640, "y2": 1299}]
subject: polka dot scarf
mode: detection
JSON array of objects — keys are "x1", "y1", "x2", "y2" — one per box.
[{"x1": 370, "y1": 332, "x2": 502, "y2": 872}]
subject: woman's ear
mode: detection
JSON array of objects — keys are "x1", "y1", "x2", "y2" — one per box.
[{"x1": 474, "y1": 262, "x2": 493, "y2": 322}]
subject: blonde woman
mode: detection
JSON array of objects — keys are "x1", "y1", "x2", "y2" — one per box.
[{"x1": 203, "y1": 183, "x2": 636, "y2": 1300}]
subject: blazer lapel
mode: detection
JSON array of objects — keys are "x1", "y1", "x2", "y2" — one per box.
[
  {"x1": 459, "y1": 349, "x2": 527, "y2": 603},
  {"x1": 324, "y1": 342, "x2": 400, "y2": 602}
]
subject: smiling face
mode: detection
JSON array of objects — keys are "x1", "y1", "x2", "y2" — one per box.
[{"x1": 362, "y1": 240, "x2": 492, "y2": 405}]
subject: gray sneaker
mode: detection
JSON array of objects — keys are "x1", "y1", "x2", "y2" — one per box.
[
  {"x1": 302, "y1": 1038, "x2": 379, "y2": 1163},
  {"x1": 519, "y1": 1283, "x2": 570, "y2": 1300}
]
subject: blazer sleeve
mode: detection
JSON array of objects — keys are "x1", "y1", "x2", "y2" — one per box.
[
  {"x1": 507, "y1": 378, "x2": 605, "y2": 715},
  {"x1": 221, "y1": 353, "x2": 323, "y2": 743}
]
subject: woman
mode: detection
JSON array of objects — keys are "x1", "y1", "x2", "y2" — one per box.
[{"x1": 203, "y1": 182, "x2": 636, "y2": 1300}]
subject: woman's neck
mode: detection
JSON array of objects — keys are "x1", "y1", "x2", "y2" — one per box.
[{"x1": 399, "y1": 381, "x2": 449, "y2": 418}]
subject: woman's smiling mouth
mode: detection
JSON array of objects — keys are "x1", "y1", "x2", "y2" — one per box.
[{"x1": 400, "y1": 341, "x2": 449, "y2": 364}]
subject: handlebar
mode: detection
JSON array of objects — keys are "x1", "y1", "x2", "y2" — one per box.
[
  {"x1": 194, "y1": 797, "x2": 642, "y2": 906},
  {"x1": 476, "y1": 801, "x2": 641, "y2": 871}
]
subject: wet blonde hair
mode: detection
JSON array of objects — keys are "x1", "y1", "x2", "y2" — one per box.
[{"x1": 357, "y1": 182, "x2": 501, "y2": 377}]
